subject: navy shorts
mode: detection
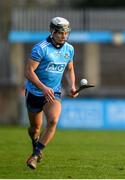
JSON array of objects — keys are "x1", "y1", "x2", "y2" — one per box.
[{"x1": 25, "y1": 90, "x2": 61, "y2": 113}]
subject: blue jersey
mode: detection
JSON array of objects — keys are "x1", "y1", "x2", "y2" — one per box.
[{"x1": 25, "y1": 36, "x2": 74, "y2": 96}]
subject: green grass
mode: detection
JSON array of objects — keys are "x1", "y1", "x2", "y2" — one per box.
[{"x1": 0, "y1": 126, "x2": 125, "y2": 178}]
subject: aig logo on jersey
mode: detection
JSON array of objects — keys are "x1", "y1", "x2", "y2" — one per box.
[{"x1": 46, "y1": 62, "x2": 66, "y2": 73}]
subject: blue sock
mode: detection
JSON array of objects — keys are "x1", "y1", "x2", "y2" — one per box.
[
  {"x1": 32, "y1": 138, "x2": 38, "y2": 149},
  {"x1": 33, "y1": 142, "x2": 45, "y2": 156}
]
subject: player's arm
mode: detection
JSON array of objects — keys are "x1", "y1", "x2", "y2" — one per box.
[
  {"x1": 67, "y1": 61, "x2": 78, "y2": 97},
  {"x1": 25, "y1": 58, "x2": 55, "y2": 102}
]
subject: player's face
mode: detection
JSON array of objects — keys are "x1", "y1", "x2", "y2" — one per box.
[{"x1": 53, "y1": 31, "x2": 69, "y2": 44}]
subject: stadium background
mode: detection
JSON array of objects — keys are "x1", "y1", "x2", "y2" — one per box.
[{"x1": 1, "y1": 0, "x2": 125, "y2": 129}]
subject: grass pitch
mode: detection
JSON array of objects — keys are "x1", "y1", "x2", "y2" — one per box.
[{"x1": 0, "y1": 126, "x2": 125, "y2": 178}]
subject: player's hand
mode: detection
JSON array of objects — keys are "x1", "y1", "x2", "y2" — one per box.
[
  {"x1": 69, "y1": 87, "x2": 79, "y2": 98},
  {"x1": 42, "y1": 86, "x2": 55, "y2": 102}
]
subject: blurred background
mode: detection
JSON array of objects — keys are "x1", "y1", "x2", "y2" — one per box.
[{"x1": 1, "y1": 0, "x2": 125, "y2": 129}]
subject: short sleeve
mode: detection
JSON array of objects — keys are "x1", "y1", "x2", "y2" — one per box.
[
  {"x1": 29, "y1": 45, "x2": 43, "y2": 62},
  {"x1": 68, "y1": 45, "x2": 74, "y2": 63}
]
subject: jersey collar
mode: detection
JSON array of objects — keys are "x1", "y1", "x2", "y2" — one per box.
[{"x1": 47, "y1": 36, "x2": 64, "y2": 49}]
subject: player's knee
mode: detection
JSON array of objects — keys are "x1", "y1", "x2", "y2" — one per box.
[{"x1": 47, "y1": 117, "x2": 58, "y2": 127}]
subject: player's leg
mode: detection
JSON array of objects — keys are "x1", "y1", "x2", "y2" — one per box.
[
  {"x1": 26, "y1": 90, "x2": 44, "y2": 151},
  {"x1": 40, "y1": 99, "x2": 61, "y2": 145},
  {"x1": 27, "y1": 111, "x2": 43, "y2": 152},
  {"x1": 27, "y1": 111, "x2": 43, "y2": 169},
  {"x1": 26, "y1": 91, "x2": 46, "y2": 169},
  {"x1": 33, "y1": 99, "x2": 61, "y2": 155},
  {"x1": 27, "y1": 99, "x2": 61, "y2": 169}
]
